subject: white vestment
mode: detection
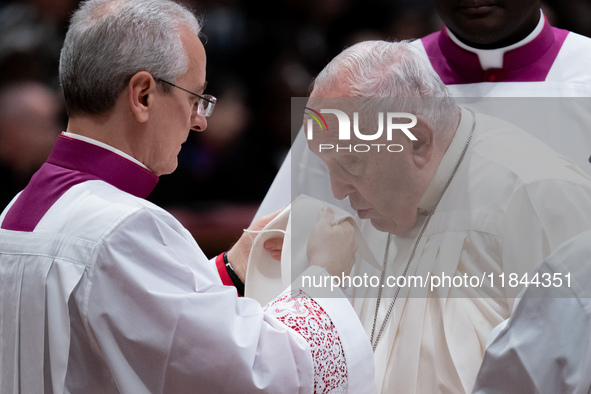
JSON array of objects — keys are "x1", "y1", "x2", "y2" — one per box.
[
  {"x1": 250, "y1": 14, "x2": 591, "y2": 392},
  {"x1": 0, "y1": 134, "x2": 375, "y2": 393},
  {"x1": 473, "y1": 230, "x2": 591, "y2": 394},
  {"x1": 348, "y1": 107, "x2": 591, "y2": 392}
]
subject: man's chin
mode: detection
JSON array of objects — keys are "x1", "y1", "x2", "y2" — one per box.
[
  {"x1": 369, "y1": 217, "x2": 417, "y2": 236},
  {"x1": 369, "y1": 218, "x2": 396, "y2": 235},
  {"x1": 155, "y1": 160, "x2": 178, "y2": 177}
]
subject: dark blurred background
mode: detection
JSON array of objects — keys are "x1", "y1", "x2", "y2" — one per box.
[{"x1": 0, "y1": 0, "x2": 589, "y2": 256}]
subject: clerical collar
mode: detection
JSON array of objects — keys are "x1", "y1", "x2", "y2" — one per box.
[
  {"x1": 1, "y1": 135, "x2": 159, "y2": 231},
  {"x1": 62, "y1": 132, "x2": 150, "y2": 170},
  {"x1": 417, "y1": 106, "x2": 473, "y2": 215},
  {"x1": 52, "y1": 134, "x2": 159, "y2": 198},
  {"x1": 421, "y1": 11, "x2": 569, "y2": 84},
  {"x1": 446, "y1": 10, "x2": 545, "y2": 70}
]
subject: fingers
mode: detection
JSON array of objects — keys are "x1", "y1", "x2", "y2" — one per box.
[
  {"x1": 263, "y1": 238, "x2": 283, "y2": 261},
  {"x1": 316, "y1": 206, "x2": 355, "y2": 236},
  {"x1": 307, "y1": 206, "x2": 358, "y2": 277},
  {"x1": 318, "y1": 205, "x2": 335, "y2": 220},
  {"x1": 253, "y1": 205, "x2": 352, "y2": 266},
  {"x1": 335, "y1": 217, "x2": 356, "y2": 240},
  {"x1": 315, "y1": 206, "x2": 336, "y2": 231}
]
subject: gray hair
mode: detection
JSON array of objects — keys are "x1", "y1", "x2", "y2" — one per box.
[
  {"x1": 59, "y1": 0, "x2": 201, "y2": 117},
  {"x1": 312, "y1": 40, "x2": 459, "y2": 135}
]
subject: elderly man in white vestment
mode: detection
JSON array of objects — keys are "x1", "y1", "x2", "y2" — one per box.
[
  {"x1": 301, "y1": 40, "x2": 591, "y2": 393},
  {"x1": 0, "y1": 0, "x2": 376, "y2": 393}
]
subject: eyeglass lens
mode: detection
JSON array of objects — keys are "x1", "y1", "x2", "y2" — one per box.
[{"x1": 197, "y1": 95, "x2": 216, "y2": 117}]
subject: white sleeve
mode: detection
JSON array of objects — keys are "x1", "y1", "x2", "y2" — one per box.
[
  {"x1": 501, "y1": 178, "x2": 591, "y2": 301},
  {"x1": 76, "y1": 208, "x2": 374, "y2": 393},
  {"x1": 473, "y1": 233, "x2": 591, "y2": 394}
]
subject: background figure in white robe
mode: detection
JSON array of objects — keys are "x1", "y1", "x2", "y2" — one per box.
[
  {"x1": 0, "y1": 0, "x2": 375, "y2": 392},
  {"x1": 473, "y1": 229, "x2": 591, "y2": 394},
  {"x1": 255, "y1": 0, "x2": 591, "y2": 220},
  {"x1": 302, "y1": 40, "x2": 591, "y2": 392}
]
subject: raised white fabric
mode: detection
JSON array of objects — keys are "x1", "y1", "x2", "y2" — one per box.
[{"x1": 245, "y1": 194, "x2": 380, "y2": 306}]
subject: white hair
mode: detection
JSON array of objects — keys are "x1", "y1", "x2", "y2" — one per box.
[
  {"x1": 312, "y1": 40, "x2": 459, "y2": 135},
  {"x1": 59, "y1": 0, "x2": 201, "y2": 116}
]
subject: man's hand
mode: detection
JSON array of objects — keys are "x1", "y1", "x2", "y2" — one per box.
[
  {"x1": 226, "y1": 209, "x2": 285, "y2": 283},
  {"x1": 307, "y1": 207, "x2": 358, "y2": 277}
]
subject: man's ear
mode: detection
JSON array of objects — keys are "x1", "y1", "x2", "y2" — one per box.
[
  {"x1": 409, "y1": 116, "x2": 434, "y2": 169},
  {"x1": 128, "y1": 71, "x2": 155, "y2": 124}
]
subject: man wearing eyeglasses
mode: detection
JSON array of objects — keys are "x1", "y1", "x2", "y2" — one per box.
[{"x1": 0, "y1": 0, "x2": 375, "y2": 392}]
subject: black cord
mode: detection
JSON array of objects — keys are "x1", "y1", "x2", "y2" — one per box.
[{"x1": 223, "y1": 252, "x2": 245, "y2": 296}]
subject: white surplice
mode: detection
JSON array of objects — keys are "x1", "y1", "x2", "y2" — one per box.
[{"x1": 0, "y1": 135, "x2": 375, "y2": 393}]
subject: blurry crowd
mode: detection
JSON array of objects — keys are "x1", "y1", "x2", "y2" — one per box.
[{"x1": 1, "y1": 0, "x2": 590, "y2": 253}]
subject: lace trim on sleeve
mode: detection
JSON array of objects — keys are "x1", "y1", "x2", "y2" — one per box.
[{"x1": 264, "y1": 289, "x2": 348, "y2": 393}]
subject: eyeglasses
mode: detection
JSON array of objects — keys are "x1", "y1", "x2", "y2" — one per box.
[{"x1": 155, "y1": 78, "x2": 217, "y2": 117}]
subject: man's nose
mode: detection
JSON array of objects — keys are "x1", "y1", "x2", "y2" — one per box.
[
  {"x1": 191, "y1": 113, "x2": 207, "y2": 132},
  {"x1": 330, "y1": 175, "x2": 355, "y2": 201}
]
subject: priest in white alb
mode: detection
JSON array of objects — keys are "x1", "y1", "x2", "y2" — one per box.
[{"x1": 0, "y1": 0, "x2": 376, "y2": 392}]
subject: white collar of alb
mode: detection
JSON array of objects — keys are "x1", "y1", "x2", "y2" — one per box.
[{"x1": 445, "y1": 9, "x2": 545, "y2": 70}]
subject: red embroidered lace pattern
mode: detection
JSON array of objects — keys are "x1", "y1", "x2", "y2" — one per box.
[{"x1": 264, "y1": 289, "x2": 348, "y2": 393}]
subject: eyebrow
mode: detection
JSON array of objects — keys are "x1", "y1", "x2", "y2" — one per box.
[{"x1": 187, "y1": 81, "x2": 208, "y2": 96}]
